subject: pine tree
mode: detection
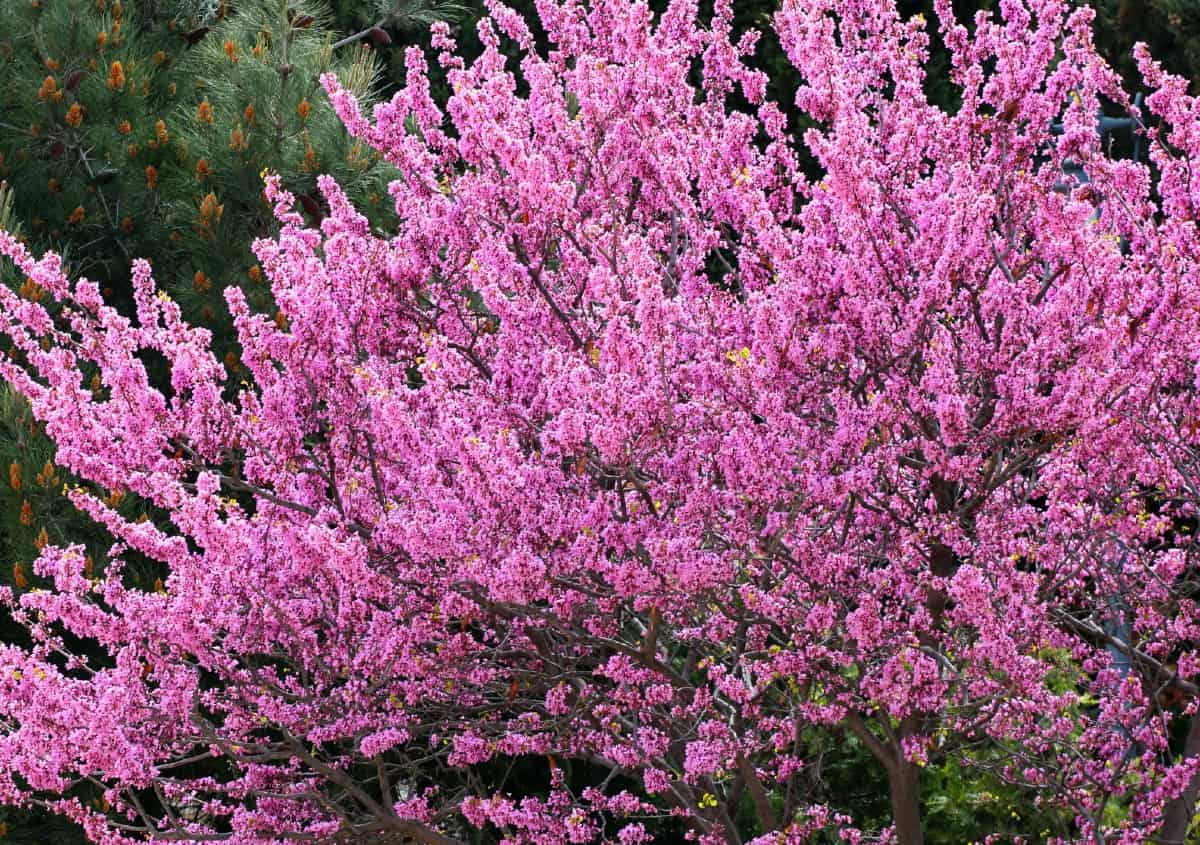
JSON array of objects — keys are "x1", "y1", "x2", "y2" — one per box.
[
  {"x1": 0, "y1": 0, "x2": 178, "y2": 286},
  {"x1": 149, "y1": 0, "x2": 399, "y2": 368}
]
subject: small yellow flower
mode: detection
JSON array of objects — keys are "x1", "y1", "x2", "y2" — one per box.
[{"x1": 725, "y1": 346, "x2": 751, "y2": 366}]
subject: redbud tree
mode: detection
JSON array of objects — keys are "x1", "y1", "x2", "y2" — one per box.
[{"x1": 0, "y1": 1, "x2": 1199, "y2": 843}]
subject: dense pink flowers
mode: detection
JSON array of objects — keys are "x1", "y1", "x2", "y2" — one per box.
[{"x1": 0, "y1": 0, "x2": 1199, "y2": 843}]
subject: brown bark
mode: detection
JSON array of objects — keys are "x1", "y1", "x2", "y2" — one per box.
[
  {"x1": 736, "y1": 752, "x2": 779, "y2": 833},
  {"x1": 888, "y1": 758, "x2": 925, "y2": 845},
  {"x1": 1159, "y1": 712, "x2": 1200, "y2": 844},
  {"x1": 845, "y1": 713, "x2": 925, "y2": 845}
]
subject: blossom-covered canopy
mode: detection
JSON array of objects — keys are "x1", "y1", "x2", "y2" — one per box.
[{"x1": 1, "y1": 1, "x2": 1198, "y2": 843}]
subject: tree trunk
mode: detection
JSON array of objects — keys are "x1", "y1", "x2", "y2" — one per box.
[
  {"x1": 1159, "y1": 712, "x2": 1200, "y2": 845},
  {"x1": 888, "y1": 758, "x2": 924, "y2": 845}
]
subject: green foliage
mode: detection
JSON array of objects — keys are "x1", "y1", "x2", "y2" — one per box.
[
  {"x1": 0, "y1": 0, "x2": 401, "y2": 314},
  {"x1": 1092, "y1": 0, "x2": 1200, "y2": 95},
  {"x1": 0, "y1": 0, "x2": 178, "y2": 285},
  {"x1": 922, "y1": 757, "x2": 1071, "y2": 844},
  {"x1": 0, "y1": 805, "x2": 88, "y2": 845},
  {"x1": 0, "y1": 184, "x2": 19, "y2": 240},
  {"x1": 163, "y1": 0, "x2": 229, "y2": 29},
  {"x1": 157, "y1": 0, "x2": 398, "y2": 352},
  {"x1": 329, "y1": 0, "x2": 471, "y2": 89}
]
